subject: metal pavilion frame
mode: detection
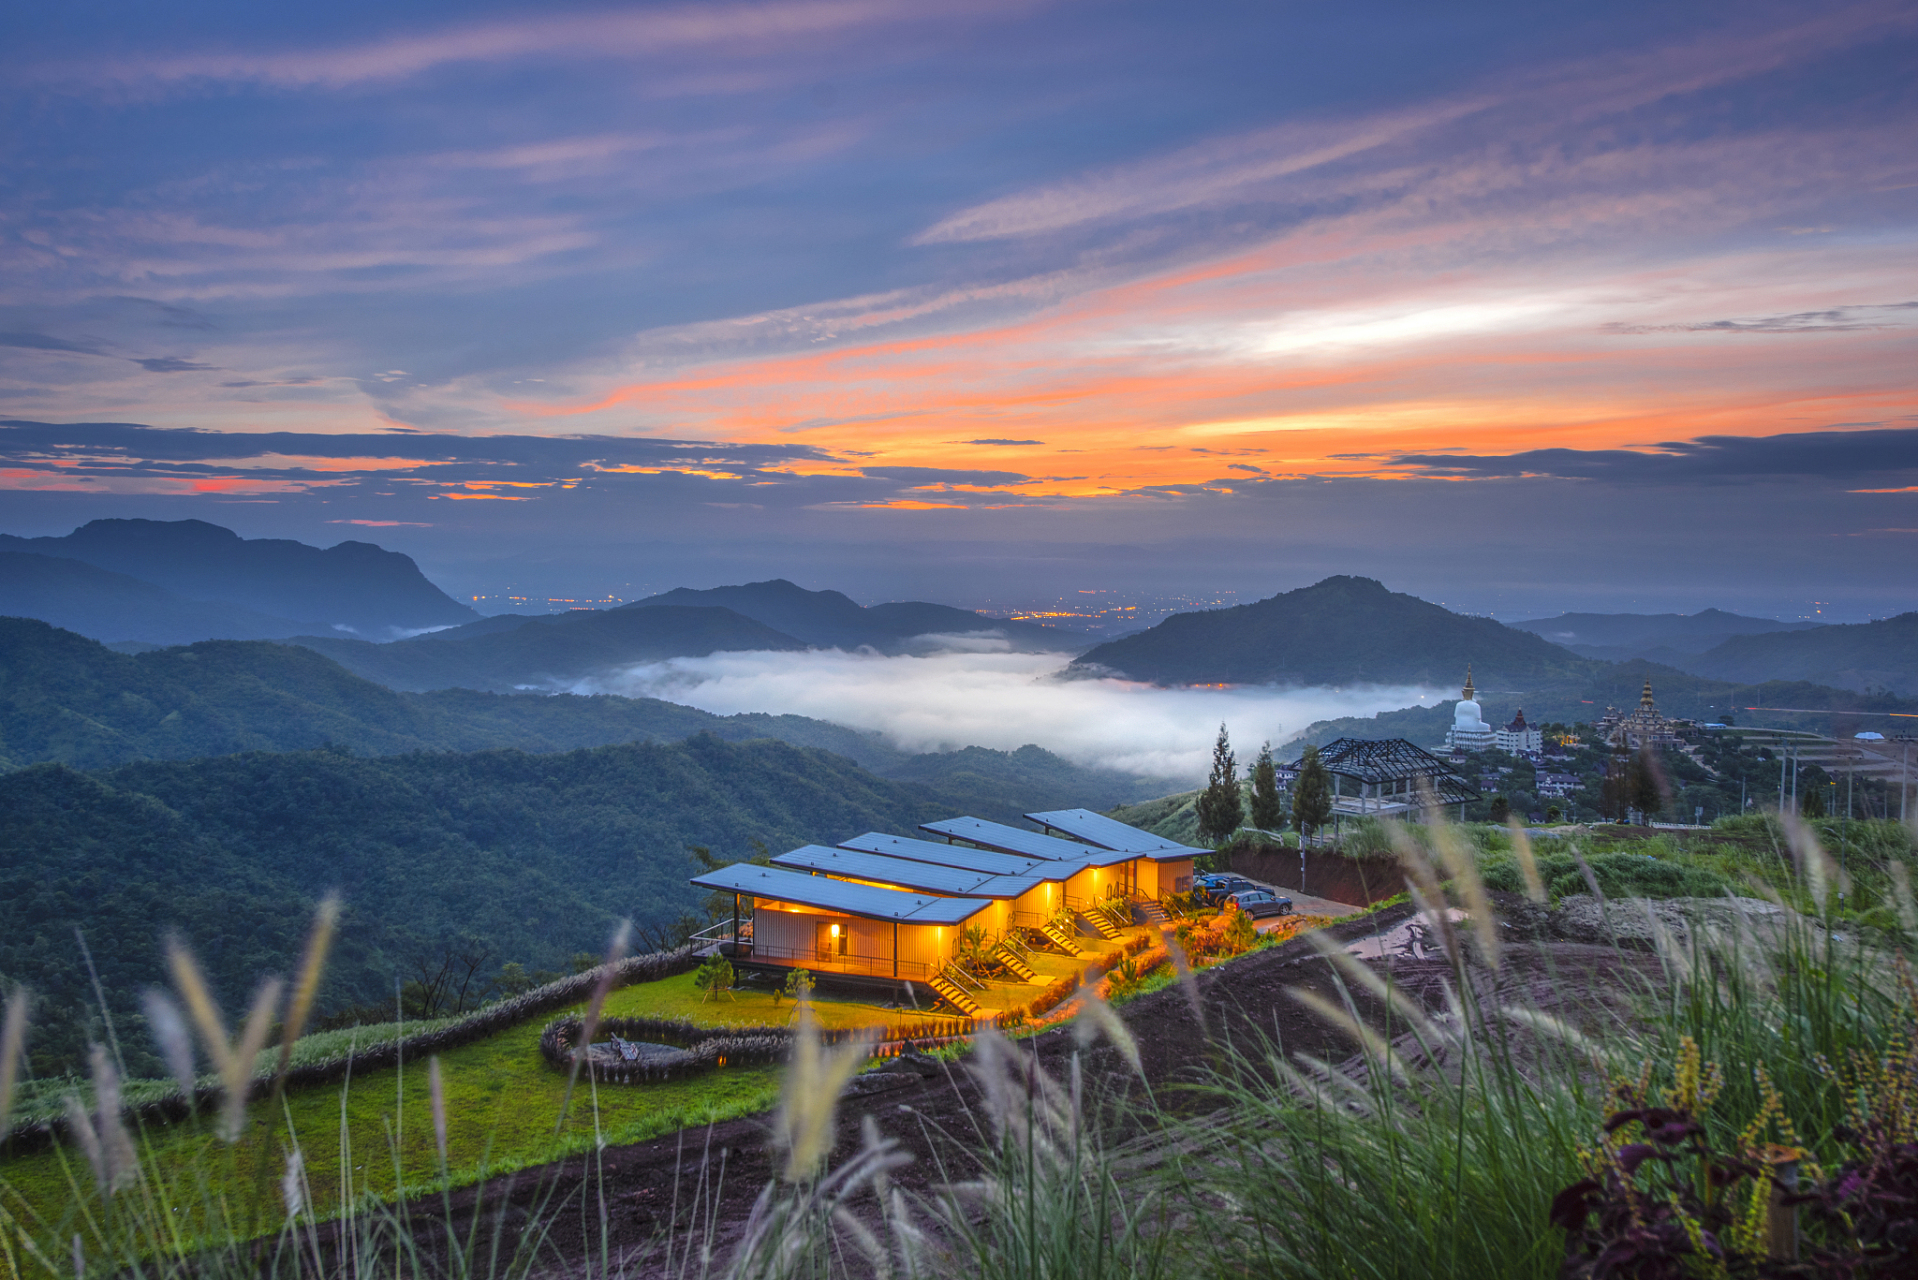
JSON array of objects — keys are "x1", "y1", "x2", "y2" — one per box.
[{"x1": 1290, "y1": 737, "x2": 1481, "y2": 821}]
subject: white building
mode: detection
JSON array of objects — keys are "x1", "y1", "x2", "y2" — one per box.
[
  {"x1": 1445, "y1": 668, "x2": 1496, "y2": 754},
  {"x1": 1495, "y1": 709, "x2": 1543, "y2": 754}
]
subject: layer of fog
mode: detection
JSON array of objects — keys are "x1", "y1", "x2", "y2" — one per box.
[{"x1": 574, "y1": 642, "x2": 1441, "y2": 780}]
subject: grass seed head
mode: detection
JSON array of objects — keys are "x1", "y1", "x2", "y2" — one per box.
[
  {"x1": 220, "y1": 977, "x2": 283, "y2": 1143},
  {"x1": 428, "y1": 1055, "x2": 448, "y2": 1170},
  {"x1": 69, "y1": 1046, "x2": 138, "y2": 1194},
  {"x1": 166, "y1": 938, "x2": 233, "y2": 1078},
  {"x1": 1888, "y1": 860, "x2": 1918, "y2": 936},
  {"x1": 775, "y1": 1000, "x2": 871, "y2": 1182},
  {"x1": 1433, "y1": 819, "x2": 1500, "y2": 971},
  {"x1": 1508, "y1": 819, "x2": 1547, "y2": 904},
  {"x1": 281, "y1": 1150, "x2": 305, "y2": 1220},
  {"x1": 1072, "y1": 983, "x2": 1143, "y2": 1077},
  {"x1": 276, "y1": 893, "x2": 339, "y2": 1080},
  {"x1": 141, "y1": 989, "x2": 197, "y2": 1102},
  {"x1": 0, "y1": 986, "x2": 27, "y2": 1137}
]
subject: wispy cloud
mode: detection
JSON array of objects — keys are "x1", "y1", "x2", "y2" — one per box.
[{"x1": 39, "y1": 0, "x2": 995, "y2": 92}]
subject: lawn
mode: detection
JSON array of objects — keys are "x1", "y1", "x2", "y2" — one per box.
[{"x1": 0, "y1": 972, "x2": 819, "y2": 1253}]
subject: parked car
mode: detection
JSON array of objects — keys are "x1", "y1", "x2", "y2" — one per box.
[
  {"x1": 1193, "y1": 873, "x2": 1254, "y2": 901},
  {"x1": 1223, "y1": 889, "x2": 1293, "y2": 919}
]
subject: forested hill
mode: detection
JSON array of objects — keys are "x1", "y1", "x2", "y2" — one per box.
[
  {"x1": 0, "y1": 734, "x2": 1110, "y2": 1075},
  {"x1": 628, "y1": 578, "x2": 1080, "y2": 653},
  {"x1": 287, "y1": 604, "x2": 804, "y2": 693},
  {"x1": 0, "y1": 616, "x2": 1164, "y2": 802},
  {"x1": 1071, "y1": 575, "x2": 1587, "y2": 687},
  {"x1": 0, "y1": 517, "x2": 475, "y2": 638},
  {"x1": 1685, "y1": 612, "x2": 1918, "y2": 696}
]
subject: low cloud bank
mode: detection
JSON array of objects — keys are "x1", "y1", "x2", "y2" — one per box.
[{"x1": 577, "y1": 645, "x2": 1439, "y2": 780}]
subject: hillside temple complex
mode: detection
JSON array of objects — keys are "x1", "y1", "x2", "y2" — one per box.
[{"x1": 1596, "y1": 678, "x2": 1688, "y2": 748}]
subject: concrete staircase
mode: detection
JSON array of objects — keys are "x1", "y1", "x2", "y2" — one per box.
[{"x1": 1078, "y1": 908, "x2": 1125, "y2": 941}]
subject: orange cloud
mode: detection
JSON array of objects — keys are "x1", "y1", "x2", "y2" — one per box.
[{"x1": 504, "y1": 229, "x2": 1918, "y2": 497}]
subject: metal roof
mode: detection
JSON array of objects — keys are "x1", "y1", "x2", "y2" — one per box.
[
  {"x1": 690, "y1": 863, "x2": 991, "y2": 925},
  {"x1": 919, "y1": 816, "x2": 1134, "y2": 867},
  {"x1": 771, "y1": 844, "x2": 1046, "y2": 899},
  {"x1": 1286, "y1": 738, "x2": 1479, "y2": 806},
  {"x1": 1024, "y1": 808, "x2": 1199, "y2": 858},
  {"x1": 838, "y1": 832, "x2": 1063, "y2": 880}
]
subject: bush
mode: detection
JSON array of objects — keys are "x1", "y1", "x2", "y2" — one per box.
[{"x1": 1480, "y1": 851, "x2": 1734, "y2": 901}]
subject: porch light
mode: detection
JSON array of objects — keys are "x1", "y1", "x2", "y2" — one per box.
[{"x1": 829, "y1": 923, "x2": 840, "y2": 938}]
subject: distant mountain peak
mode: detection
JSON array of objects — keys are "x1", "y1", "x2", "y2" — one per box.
[
  {"x1": 1070, "y1": 576, "x2": 1580, "y2": 687},
  {"x1": 0, "y1": 517, "x2": 475, "y2": 640}
]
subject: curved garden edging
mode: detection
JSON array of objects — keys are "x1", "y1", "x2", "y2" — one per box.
[{"x1": 0, "y1": 947, "x2": 700, "y2": 1156}]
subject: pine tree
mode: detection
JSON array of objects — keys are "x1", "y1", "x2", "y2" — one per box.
[
  {"x1": 1293, "y1": 744, "x2": 1334, "y2": 843},
  {"x1": 1249, "y1": 741, "x2": 1286, "y2": 832},
  {"x1": 1195, "y1": 723, "x2": 1244, "y2": 846}
]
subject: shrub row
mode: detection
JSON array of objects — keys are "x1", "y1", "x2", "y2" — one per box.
[
  {"x1": 1, "y1": 947, "x2": 698, "y2": 1155},
  {"x1": 537, "y1": 1012, "x2": 988, "y2": 1085}
]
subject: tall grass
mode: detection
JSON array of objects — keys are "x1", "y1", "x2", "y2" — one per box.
[{"x1": 4, "y1": 815, "x2": 1914, "y2": 1280}]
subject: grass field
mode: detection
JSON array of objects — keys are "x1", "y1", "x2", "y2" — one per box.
[{"x1": 0, "y1": 968, "x2": 943, "y2": 1251}]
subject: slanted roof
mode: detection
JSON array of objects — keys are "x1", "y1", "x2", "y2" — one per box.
[
  {"x1": 1288, "y1": 738, "x2": 1479, "y2": 806},
  {"x1": 1024, "y1": 808, "x2": 1199, "y2": 860},
  {"x1": 839, "y1": 832, "x2": 1061, "y2": 880},
  {"x1": 771, "y1": 844, "x2": 1045, "y2": 899},
  {"x1": 690, "y1": 863, "x2": 989, "y2": 925},
  {"x1": 920, "y1": 816, "x2": 1133, "y2": 867}
]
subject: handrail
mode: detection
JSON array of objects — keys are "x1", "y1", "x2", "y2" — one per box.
[{"x1": 941, "y1": 962, "x2": 985, "y2": 992}]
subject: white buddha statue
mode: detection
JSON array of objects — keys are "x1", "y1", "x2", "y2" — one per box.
[{"x1": 1447, "y1": 666, "x2": 1495, "y2": 752}]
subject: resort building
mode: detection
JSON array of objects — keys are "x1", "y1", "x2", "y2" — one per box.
[
  {"x1": 688, "y1": 807, "x2": 1207, "y2": 1008},
  {"x1": 689, "y1": 862, "x2": 991, "y2": 982},
  {"x1": 1025, "y1": 807, "x2": 1200, "y2": 898}
]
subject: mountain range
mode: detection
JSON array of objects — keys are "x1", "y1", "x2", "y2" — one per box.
[
  {"x1": 284, "y1": 577, "x2": 1082, "y2": 693},
  {"x1": 1509, "y1": 608, "x2": 1824, "y2": 663},
  {"x1": 0, "y1": 519, "x2": 475, "y2": 641},
  {"x1": 0, "y1": 616, "x2": 1167, "y2": 804},
  {"x1": 626, "y1": 579, "x2": 1075, "y2": 652},
  {"x1": 288, "y1": 604, "x2": 806, "y2": 692}
]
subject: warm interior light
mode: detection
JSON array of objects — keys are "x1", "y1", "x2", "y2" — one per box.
[{"x1": 829, "y1": 923, "x2": 840, "y2": 937}]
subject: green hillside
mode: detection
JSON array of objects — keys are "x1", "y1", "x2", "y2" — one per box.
[
  {"x1": 0, "y1": 517, "x2": 475, "y2": 637},
  {"x1": 1070, "y1": 576, "x2": 1587, "y2": 687},
  {"x1": 0, "y1": 550, "x2": 308, "y2": 644},
  {"x1": 1687, "y1": 612, "x2": 1918, "y2": 695},
  {"x1": 287, "y1": 603, "x2": 804, "y2": 693},
  {"x1": 0, "y1": 618, "x2": 1160, "y2": 804},
  {"x1": 0, "y1": 731, "x2": 1122, "y2": 1076},
  {"x1": 629, "y1": 577, "x2": 1079, "y2": 652}
]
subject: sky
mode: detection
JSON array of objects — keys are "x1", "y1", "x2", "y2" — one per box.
[{"x1": 3, "y1": 0, "x2": 1916, "y2": 620}]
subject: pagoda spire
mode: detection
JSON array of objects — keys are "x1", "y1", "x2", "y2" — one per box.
[
  {"x1": 1462, "y1": 665, "x2": 1476, "y2": 702},
  {"x1": 1640, "y1": 677, "x2": 1655, "y2": 708}
]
